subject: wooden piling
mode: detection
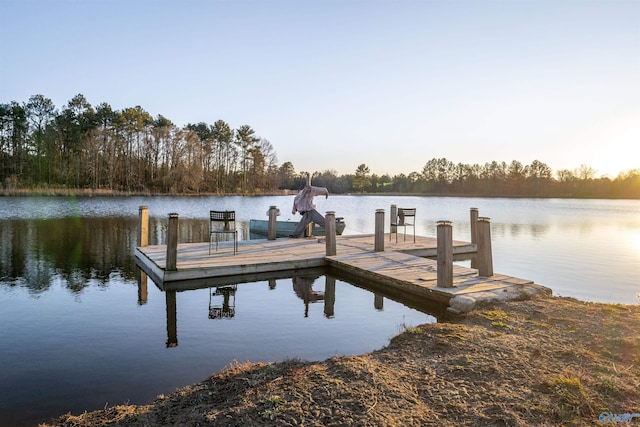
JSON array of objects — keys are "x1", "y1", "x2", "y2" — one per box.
[
  {"x1": 325, "y1": 211, "x2": 336, "y2": 256},
  {"x1": 138, "y1": 206, "x2": 149, "y2": 247},
  {"x1": 306, "y1": 173, "x2": 313, "y2": 238},
  {"x1": 166, "y1": 213, "x2": 179, "y2": 271},
  {"x1": 390, "y1": 204, "x2": 397, "y2": 234},
  {"x1": 437, "y1": 220, "x2": 454, "y2": 288},
  {"x1": 470, "y1": 207, "x2": 478, "y2": 244},
  {"x1": 268, "y1": 206, "x2": 278, "y2": 240},
  {"x1": 374, "y1": 209, "x2": 385, "y2": 252},
  {"x1": 477, "y1": 217, "x2": 494, "y2": 277}
]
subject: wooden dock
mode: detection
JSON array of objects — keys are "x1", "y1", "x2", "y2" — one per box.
[{"x1": 135, "y1": 234, "x2": 550, "y2": 313}]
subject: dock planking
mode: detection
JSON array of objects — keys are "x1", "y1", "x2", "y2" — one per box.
[{"x1": 135, "y1": 233, "x2": 550, "y2": 311}]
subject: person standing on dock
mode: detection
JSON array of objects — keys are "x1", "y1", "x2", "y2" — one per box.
[{"x1": 289, "y1": 184, "x2": 329, "y2": 238}]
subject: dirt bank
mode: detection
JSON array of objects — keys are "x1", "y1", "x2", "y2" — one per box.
[{"x1": 43, "y1": 295, "x2": 639, "y2": 426}]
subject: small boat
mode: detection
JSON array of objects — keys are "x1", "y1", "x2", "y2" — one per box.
[{"x1": 249, "y1": 217, "x2": 346, "y2": 238}]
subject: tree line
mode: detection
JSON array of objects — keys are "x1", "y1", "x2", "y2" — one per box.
[
  {"x1": 1, "y1": 94, "x2": 638, "y2": 199},
  {"x1": 336, "y1": 160, "x2": 639, "y2": 199},
  {"x1": 1, "y1": 94, "x2": 278, "y2": 194}
]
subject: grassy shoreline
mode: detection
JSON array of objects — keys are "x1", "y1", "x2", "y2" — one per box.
[{"x1": 42, "y1": 295, "x2": 639, "y2": 426}]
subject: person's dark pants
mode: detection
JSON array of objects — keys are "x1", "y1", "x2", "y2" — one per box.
[{"x1": 291, "y1": 210, "x2": 325, "y2": 237}]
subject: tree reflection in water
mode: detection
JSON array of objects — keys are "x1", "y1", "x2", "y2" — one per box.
[{"x1": 0, "y1": 216, "x2": 209, "y2": 294}]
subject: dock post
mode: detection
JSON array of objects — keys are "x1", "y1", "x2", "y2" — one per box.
[
  {"x1": 437, "y1": 220, "x2": 454, "y2": 288},
  {"x1": 390, "y1": 204, "x2": 397, "y2": 235},
  {"x1": 138, "y1": 206, "x2": 149, "y2": 247},
  {"x1": 374, "y1": 209, "x2": 385, "y2": 252},
  {"x1": 268, "y1": 206, "x2": 278, "y2": 240},
  {"x1": 470, "y1": 207, "x2": 478, "y2": 244},
  {"x1": 325, "y1": 211, "x2": 337, "y2": 256},
  {"x1": 306, "y1": 173, "x2": 313, "y2": 237},
  {"x1": 166, "y1": 213, "x2": 179, "y2": 271},
  {"x1": 477, "y1": 217, "x2": 493, "y2": 277}
]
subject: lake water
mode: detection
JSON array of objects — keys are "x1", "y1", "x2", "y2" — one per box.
[{"x1": 1, "y1": 195, "x2": 639, "y2": 426}]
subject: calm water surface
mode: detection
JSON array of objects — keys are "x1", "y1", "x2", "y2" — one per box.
[{"x1": 1, "y1": 195, "x2": 639, "y2": 426}]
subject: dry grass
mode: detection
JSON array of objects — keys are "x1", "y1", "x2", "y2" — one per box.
[{"x1": 42, "y1": 296, "x2": 640, "y2": 426}]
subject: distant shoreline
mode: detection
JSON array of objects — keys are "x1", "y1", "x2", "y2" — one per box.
[{"x1": 1, "y1": 187, "x2": 638, "y2": 200}]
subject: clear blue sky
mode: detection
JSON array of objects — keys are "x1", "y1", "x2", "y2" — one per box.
[{"x1": 1, "y1": 0, "x2": 638, "y2": 178}]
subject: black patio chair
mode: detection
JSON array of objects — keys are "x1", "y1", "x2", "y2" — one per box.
[{"x1": 209, "y1": 210, "x2": 238, "y2": 255}]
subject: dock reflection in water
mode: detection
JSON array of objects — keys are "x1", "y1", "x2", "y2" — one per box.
[{"x1": 142, "y1": 268, "x2": 445, "y2": 349}]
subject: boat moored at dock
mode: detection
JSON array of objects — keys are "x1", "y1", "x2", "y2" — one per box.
[{"x1": 249, "y1": 217, "x2": 346, "y2": 238}]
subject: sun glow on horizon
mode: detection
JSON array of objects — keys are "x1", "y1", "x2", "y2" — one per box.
[{"x1": 580, "y1": 111, "x2": 640, "y2": 178}]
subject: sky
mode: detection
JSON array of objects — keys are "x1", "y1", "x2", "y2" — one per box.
[{"x1": 1, "y1": 0, "x2": 638, "y2": 179}]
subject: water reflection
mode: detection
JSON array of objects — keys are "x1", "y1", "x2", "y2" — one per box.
[
  {"x1": 335, "y1": 269, "x2": 450, "y2": 319},
  {"x1": 374, "y1": 293, "x2": 384, "y2": 310},
  {"x1": 137, "y1": 269, "x2": 148, "y2": 305},
  {"x1": 292, "y1": 274, "x2": 324, "y2": 317},
  {"x1": 147, "y1": 269, "x2": 445, "y2": 348},
  {"x1": 0, "y1": 217, "x2": 215, "y2": 294},
  {"x1": 209, "y1": 285, "x2": 237, "y2": 319},
  {"x1": 166, "y1": 290, "x2": 177, "y2": 348},
  {"x1": 0, "y1": 217, "x2": 139, "y2": 293},
  {"x1": 2, "y1": 197, "x2": 637, "y2": 426},
  {"x1": 325, "y1": 276, "x2": 336, "y2": 318},
  {"x1": 290, "y1": 274, "x2": 340, "y2": 318},
  {"x1": 487, "y1": 222, "x2": 549, "y2": 239}
]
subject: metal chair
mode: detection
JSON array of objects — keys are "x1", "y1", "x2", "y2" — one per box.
[
  {"x1": 390, "y1": 208, "x2": 416, "y2": 243},
  {"x1": 209, "y1": 210, "x2": 238, "y2": 255}
]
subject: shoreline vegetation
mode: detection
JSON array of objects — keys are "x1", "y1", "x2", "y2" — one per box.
[
  {"x1": 3, "y1": 95, "x2": 639, "y2": 199},
  {"x1": 1, "y1": 187, "x2": 639, "y2": 200},
  {"x1": 41, "y1": 295, "x2": 639, "y2": 426}
]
